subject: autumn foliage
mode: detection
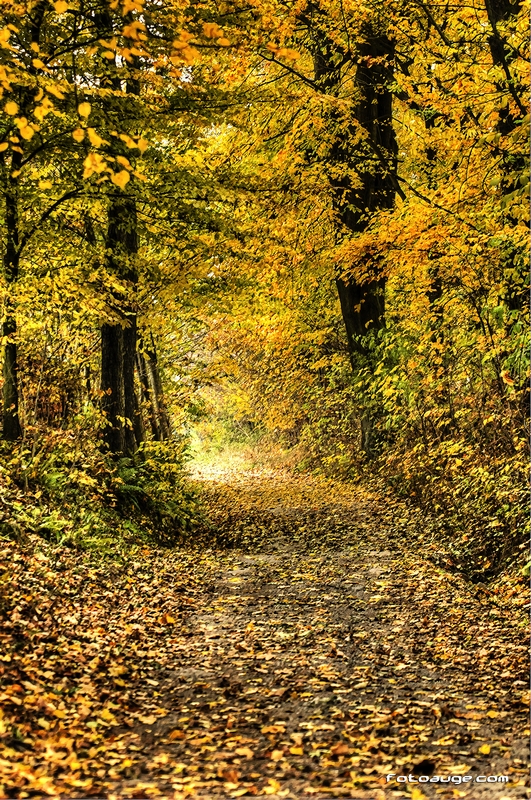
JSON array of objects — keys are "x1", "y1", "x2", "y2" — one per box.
[
  {"x1": 0, "y1": 0, "x2": 529, "y2": 792},
  {"x1": 0, "y1": 0, "x2": 528, "y2": 594}
]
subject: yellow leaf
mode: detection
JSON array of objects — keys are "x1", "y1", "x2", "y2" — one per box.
[
  {"x1": 72, "y1": 128, "x2": 85, "y2": 142},
  {"x1": 83, "y1": 152, "x2": 107, "y2": 178},
  {"x1": 39, "y1": 180, "x2": 53, "y2": 189},
  {"x1": 87, "y1": 128, "x2": 105, "y2": 147},
  {"x1": 263, "y1": 779, "x2": 281, "y2": 795},
  {"x1": 100, "y1": 708, "x2": 118, "y2": 723},
  {"x1": 54, "y1": 0, "x2": 68, "y2": 12},
  {"x1": 270, "y1": 749, "x2": 284, "y2": 761},
  {"x1": 289, "y1": 745, "x2": 303, "y2": 755},
  {"x1": 78, "y1": 102, "x2": 91, "y2": 117},
  {"x1": 217, "y1": 37, "x2": 230, "y2": 46},
  {"x1": 500, "y1": 370, "x2": 514, "y2": 386},
  {"x1": 137, "y1": 137, "x2": 148, "y2": 154},
  {"x1": 5, "y1": 101, "x2": 18, "y2": 115},
  {"x1": 119, "y1": 133, "x2": 136, "y2": 148},
  {"x1": 277, "y1": 48, "x2": 299, "y2": 60},
  {"x1": 19, "y1": 125, "x2": 34, "y2": 140},
  {"x1": 486, "y1": 710, "x2": 498, "y2": 718},
  {"x1": 32, "y1": 58, "x2": 46, "y2": 69},
  {"x1": 138, "y1": 714, "x2": 157, "y2": 724},
  {"x1": 0, "y1": 142, "x2": 8, "y2": 152},
  {"x1": 235, "y1": 746, "x2": 254, "y2": 758},
  {"x1": 34, "y1": 101, "x2": 53, "y2": 122},
  {"x1": 53, "y1": 708, "x2": 66, "y2": 718},
  {"x1": 111, "y1": 169, "x2": 130, "y2": 189},
  {"x1": 203, "y1": 22, "x2": 223, "y2": 38},
  {"x1": 478, "y1": 744, "x2": 491, "y2": 755},
  {"x1": 116, "y1": 155, "x2": 132, "y2": 169}
]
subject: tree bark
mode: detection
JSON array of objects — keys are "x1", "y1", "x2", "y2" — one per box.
[
  {"x1": 136, "y1": 338, "x2": 171, "y2": 442},
  {"x1": 2, "y1": 152, "x2": 22, "y2": 441},
  {"x1": 145, "y1": 335, "x2": 171, "y2": 441},
  {"x1": 325, "y1": 28, "x2": 397, "y2": 360},
  {"x1": 101, "y1": 196, "x2": 139, "y2": 455},
  {"x1": 96, "y1": 11, "x2": 142, "y2": 456},
  {"x1": 101, "y1": 323, "x2": 125, "y2": 454},
  {"x1": 136, "y1": 350, "x2": 158, "y2": 439},
  {"x1": 309, "y1": 19, "x2": 398, "y2": 454}
]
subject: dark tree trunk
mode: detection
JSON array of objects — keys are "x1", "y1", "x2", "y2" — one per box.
[
  {"x1": 95, "y1": 14, "x2": 142, "y2": 456},
  {"x1": 335, "y1": 277, "x2": 386, "y2": 364},
  {"x1": 123, "y1": 313, "x2": 138, "y2": 455},
  {"x1": 101, "y1": 323, "x2": 125, "y2": 453},
  {"x1": 325, "y1": 28, "x2": 397, "y2": 360},
  {"x1": 309, "y1": 21, "x2": 398, "y2": 454},
  {"x1": 101, "y1": 197, "x2": 139, "y2": 455},
  {"x1": 2, "y1": 154, "x2": 22, "y2": 441}
]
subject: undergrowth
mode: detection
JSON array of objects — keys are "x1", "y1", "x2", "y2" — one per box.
[{"x1": 0, "y1": 411, "x2": 200, "y2": 554}]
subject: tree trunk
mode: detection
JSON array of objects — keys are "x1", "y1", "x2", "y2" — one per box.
[
  {"x1": 2, "y1": 154, "x2": 22, "y2": 441},
  {"x1": 123, "y1": 312, "x2": 138, "y2": 455},
  {"x1": 101, "y1": 196, "x2": 139, "y2": 455},
  {"x1": 311, "y1": 21, "x2": 398, "y2": 453},
  {"x1": 136, "y1": 350, "x2": 160, "y2": 440},
  {"x1": 145, "y1": 335, "x2": 171, "y2": 441},
  {"x1": 96, "y1": 13, "x2": 142, "y2": 457},
  {"x1": 335, "y1": 276, "x2": 386, "y2": 364},
  {"x1": 101, "y1": 323, "x2": 125, "y2": 454},
  {"x1": 325, "y1": 28, "x2": 397, "y2": 361},
  {"x1": 136, "y1": 338, "x2": 171, "y2": 442}
]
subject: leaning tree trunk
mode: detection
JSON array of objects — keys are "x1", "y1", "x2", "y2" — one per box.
[
  {"x1": 136, "y1": 336, "x2": 171, "y2": 442},
  {"x1": 2, "y1": 152, "x2": 22, "y2": 441},
  {"x1": 145, "y1": 335, "x2": 171, "y2": 441}
]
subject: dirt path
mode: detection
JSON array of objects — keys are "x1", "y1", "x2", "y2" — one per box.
[
  {"x1": 112, "y1": 465, "x2": 529, "y2": 800},
  {"x1": 1, "y1": 464, "x2": 528, "y2": 799}
]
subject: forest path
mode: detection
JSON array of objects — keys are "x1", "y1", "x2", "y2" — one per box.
[
  {"x1": 113, "y1": 463, "x2": 528, "y2": 800},
  {"x1": 1, "y1": 463, "x2": 528, "y2": 799}
]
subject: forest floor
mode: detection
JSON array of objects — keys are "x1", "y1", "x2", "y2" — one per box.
[{"x1": 0, "y1": 457, "x2": 529, "y2": 800}]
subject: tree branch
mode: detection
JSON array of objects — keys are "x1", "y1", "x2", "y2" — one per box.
[{"x1": 18, "y1": 189, "x2": 81, "y2": 254}]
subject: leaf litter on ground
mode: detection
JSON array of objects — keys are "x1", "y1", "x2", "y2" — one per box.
[{"x1": 0, "y1": 462, "x2": 528, "y2": 799}]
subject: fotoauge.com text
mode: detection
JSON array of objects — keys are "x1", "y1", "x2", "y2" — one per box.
[{"x1": 386, "y1": 774, "x2": 509, "y2": 784}]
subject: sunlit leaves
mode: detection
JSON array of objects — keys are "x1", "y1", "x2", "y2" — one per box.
[
  {"x1": 83, "y1": 152, "x2": 108, "y2": 179},
  {"x1": 111, "y1": 169, "x2": 131, "y2": 188}
]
